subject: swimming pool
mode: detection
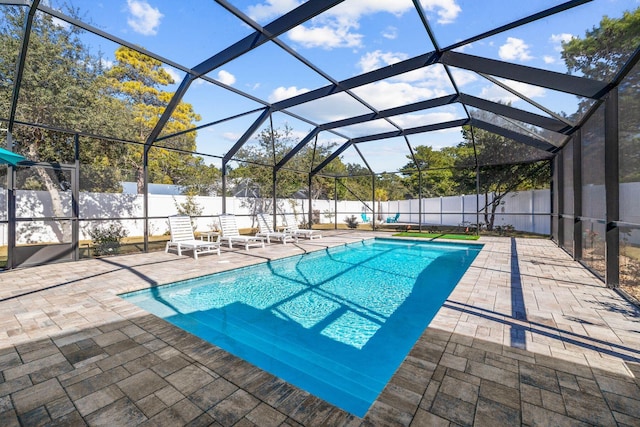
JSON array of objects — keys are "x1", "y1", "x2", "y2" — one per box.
[{"x1": 121, "y1": 238, "x2": 481, "y2": 416}]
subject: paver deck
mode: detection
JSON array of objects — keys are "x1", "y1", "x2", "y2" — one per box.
[{"x1": 0, "y1": 232, "x2": 638, "y2": 426}]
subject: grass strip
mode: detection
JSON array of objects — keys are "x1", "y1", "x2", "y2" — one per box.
[{"x1": 392, "y1": 232, "x2": 480, "y2": 240}]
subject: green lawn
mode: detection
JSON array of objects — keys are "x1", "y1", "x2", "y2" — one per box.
[{"x1": 392, "y1": 232, "x2": 480, "y2": 241}]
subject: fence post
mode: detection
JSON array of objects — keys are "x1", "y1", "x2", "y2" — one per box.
[
  {"x1": 531, "y1": 191, "x2": 535, "y2": 234},
  {"x1": 334, "y1": 177, "x2": 337, "y2": 229}
]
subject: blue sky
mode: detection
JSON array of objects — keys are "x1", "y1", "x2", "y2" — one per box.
[{"x1": 42, "y1": 0, "x2": 638, "y2": 172}]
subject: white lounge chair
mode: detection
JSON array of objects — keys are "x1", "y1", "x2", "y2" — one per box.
[
  {"x1": 165, "y1": 215, "x2": 220, "y2": 259},
  {"x1": 256, "y1": 213, "x2": 297, "y2": 245},
  {"x1": 284, "y1": 217, "x2": 322, "y2": 240},
  {"x1": 218, "y1": 214, "x2": 265, "y2": 250}
]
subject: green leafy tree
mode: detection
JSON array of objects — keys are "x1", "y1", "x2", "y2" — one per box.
[
  {"x1": 377, "y1": 173, "x2": 409, "y2": 201},
  {"x1": 339, "y1": 163, "x2": 372, "y2": 202},
  {"x1": 0, "y1": 7, "x2": 131, "y2": 242},
  {"x1": 0, "y1": 7, "x2": 129, "y2": 191},
  {"x1": 231, "y1": 124, "x2": 298, "y2": 215},
  {"x1": 454, "y1": 125, "x2": 550, "y2": 231},
  {"x1": 562, "y1": 8, "x2": 640, "y2": 83},
  {"x1": 232, "y1": 124, "x2": 343, "y2": 218},
  {"x1": 178, "y1": 158, "x2": 222, "y2": 196},
  {"x1": 104, "y1": 47, "x2": 202, "y2": 193},
  {"x1": 562, "y1": 7, "x2": 640, "y2": 183},
  {"x1": 401, "y1": 145, "x2": 457, "y2": 197}
]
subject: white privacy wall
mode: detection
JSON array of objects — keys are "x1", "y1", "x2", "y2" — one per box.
[{"x1": 1, "y1": 189, "x2": 554, "y2": 244}]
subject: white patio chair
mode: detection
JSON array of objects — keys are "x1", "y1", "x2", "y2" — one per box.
[
  {"x1": 218, "y1": 214, "x2": 265, "y2": 250},
  {"x1": 165, "y1": 215, "x2": 220, "y2": 259},
  {"x1": 256, "y1": 213, "x2": 297, "y2": 245},
  {"x1": 284, "y1": 216, "x2": 322, "y2": 240}
]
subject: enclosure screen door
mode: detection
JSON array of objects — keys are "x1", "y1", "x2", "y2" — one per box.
[{"x1": 12, "y1": 163, "x2": 77, "y2": 267}]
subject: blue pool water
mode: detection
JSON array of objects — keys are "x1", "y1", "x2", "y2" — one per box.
[{"x1": 121, "y1": 238, "x2": 481, "y2": 416}]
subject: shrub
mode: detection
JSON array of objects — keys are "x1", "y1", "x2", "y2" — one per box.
[
  {"x1": 173, "y1": 193, "x2": 203, "y2": 231},
  {"x1": 344, "y1": 215, "x2": 359, "y2": 229},
  {"x1": 88, "y1": 223, "x2": 129, "y2": 256}
]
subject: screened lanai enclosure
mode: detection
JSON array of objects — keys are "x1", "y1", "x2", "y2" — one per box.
[{"x1": 0, "y1": 1, "x2": 638, "y2": 296}]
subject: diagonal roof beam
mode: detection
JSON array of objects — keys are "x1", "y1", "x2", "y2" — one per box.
[
  {"x1": 7, "y1": 0, "x2": 40, "y2": 134},
  {"x1": 560, "y1": 44, "x2": 640, "y2": 149},
  {"x1": 38, "y1": 4, "x2": 192, "y2": 75},
  {"x1": 353, "y1": 144, "x2": 374, "y2": 175},
  {"x1": 311, "y1": 142, "x2": 353, "y2": 176},
  {"x1": 412, "y1": 0, "x2": 441, "y2": 52},
  {"x1": 470, "y1": 118, "x2": 557, "y2": 152},
  {"x1": 155, "y1": 108, "x2": 264, "y2": 142},
  {"x1": 272, "y1": 52, "x2": 441, "y2": 111},
  {"x1": 320, "y1": 95, "x2": 459, "y2": 131},
  {"x1": 144, "y1": 0, "x2": 345, "y2": 150},
  {"x1": 479, "y1": 73, "x2": 576, "y2": 127},
  {"x1": 459, "y1": 94, "x2": 571, "y2": 134},
  {"x1": 274, "y1": 128, "x2": 321, "y2": 173},
  {"x1": 440, "y1": 51, "x2": 608, "y2": 99},
  {"x1": 279, "y1": 96, "x2": 461, "y2": 174},
  {"x1": 223, "y1": 108, "x2": 271, "y2": 163},
  {"x1": 444, "y1": 0, "x2": 592, "y2": 52},
  {"x1": 610, "y1": 44, "x2": 640, "y2": 87},
  {"x1": 276, "y1": 97, "x2": 457, "y2": 174},
  {"x1": 311, "y1": 119, "x2": 469, "y2": 176},
  {"x1": 37, "y1": 3, "x2": 272, "y2": 115},
  {"x1": 192, "y1": 1, "x2": 344, "y2": 78},
  {"x1": 350, "y1": 119, "x2": 469, "y2": 144}
]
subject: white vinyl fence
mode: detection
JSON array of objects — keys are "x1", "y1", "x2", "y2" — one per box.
[
  {"x1": 0, "y1": 188, "x2": 555, "y2": 244},
  {"x1": 380, "y1": 189, "x2": 551, "y2": 235}
]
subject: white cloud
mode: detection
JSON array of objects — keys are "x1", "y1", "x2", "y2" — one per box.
[
  {"x1": 393, "y1": 64, "x2": 446, "y2": 84},
  {"x1": 268, "y1": 86, "x2": 310, "y2": 103},
  {"x1": 222, "y1": 132, "x2": 241, "y2": 141},
  {"x1": 164, "y1": 68, "x2": 181, "y2": 84},
  {"x1": 357, "y1": 52, "x2": 472, "y2": 93},
  {"x1": 479, "y1": 79, "x2": 545, "y2": 104},
  {"x1": 499, "y1": 37, "x2": 533, "y2": 61},
  {"x1": 247, "y1": 0, "x2": 302, "y2": 22},
  {"x1": 550, "y1": 33, "x2": 573, "y2": 51},
  {"x1": 288, "y1": 23, "x2": 363, "y2": 49},
  {"x1": 216, "y1": 70, "x2": 236, "y2": 86},
  {"x1": 285, "y1": 92, "x2": 369, "y2": 123},
  {"x1": 539, "y1": 34, "x2": 573, "y2": 66},
  {"x1": 126, "y1": 0, "x2": 163, "y2": 36},
  {"x1": 52, "y1": 16, "x2": 71, "y2": 30},
  {"x1": 100, "y1": 58, "x2": 113, "y2": 69},
  {"x1": 358, "y1": 50, "x2": 408, "y2": 73},
  {"x1": 41, "y1": 1, "x2": 72, "y2": 29},
  {"x1": 246, "y1": 0, "x2": 460, "y2": 50},
  {"x1": 263, "y1": 67, "x2": 466, "y2": 130},
  {"x1": 382, "y1": 26, "x2": 398, "y2": 40},
  {"x1": 393, "y1": 111, "x2": 458, "y2": 128},
  {"x1": 449, "y1": 68, "x2": 477, "y2": 87},
  {"x1": 419, "y1": 0, "x2": 462, "y2": 24},
  {"x1": 452, "y1": 42, "x2": 472, "y2": 52},
  {"x1": 351, "y1": 81, "x2": 438, "y2": 110}
]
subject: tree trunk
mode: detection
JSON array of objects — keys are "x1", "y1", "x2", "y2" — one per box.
[
  {"x1": 136, "y1": 166, "x2": 144, "y2": 194},
  {"x1": 27, "y1": 144, "x2": 70, "y2": 243},
  {"x1": 483, "y1": 190, "x2": 497, "y2": 231}
]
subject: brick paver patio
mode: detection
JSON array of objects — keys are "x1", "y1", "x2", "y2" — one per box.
[{"x1": 0, "y1": 232, "x2": 638, "y2": 426}]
